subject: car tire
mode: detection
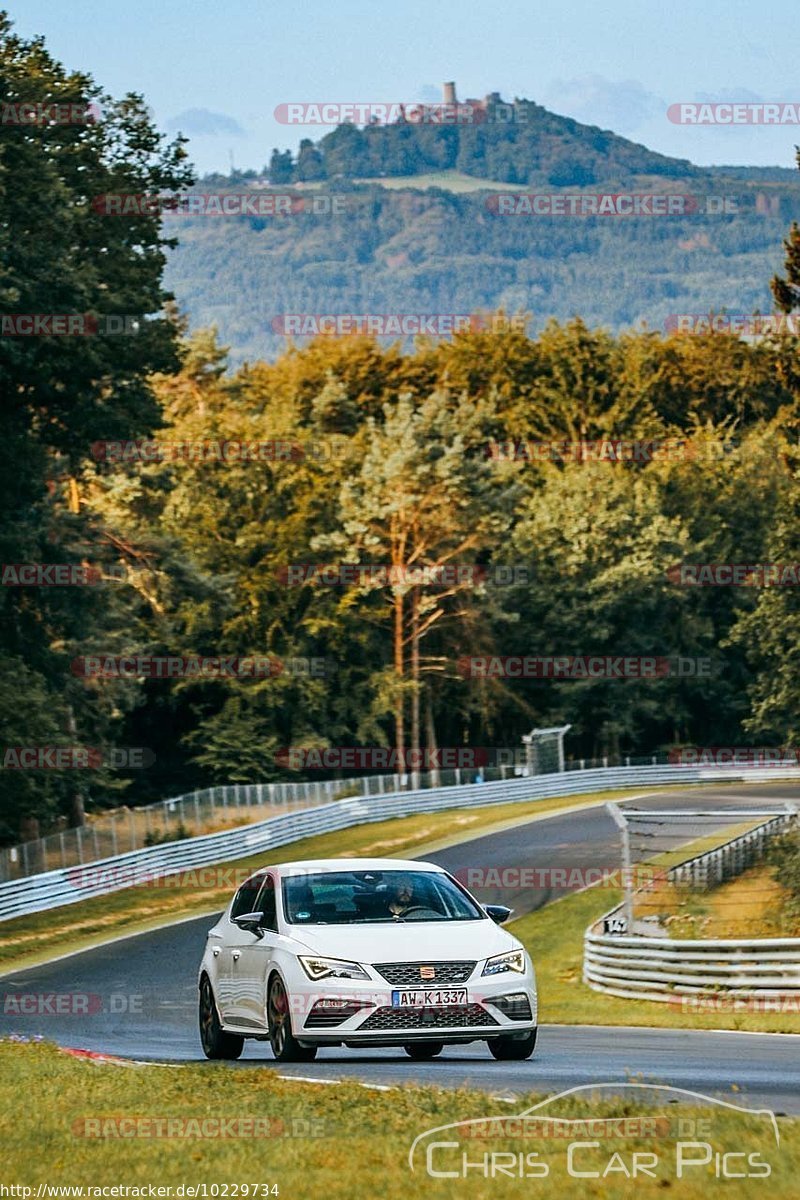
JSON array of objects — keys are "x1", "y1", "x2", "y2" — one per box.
[
  {"x1": 267, "y1": 974, "x2": 317, "y2": 1062},
  {"x1": 488, "y1": 1028, "x2": 537, "y2": 1060},
  {"x1": 199, "y1": 977, "x2": 244, "y2": 1060},
  {"x1": 403, "y1": 1041, "x2": 445, "y2": 1060}
]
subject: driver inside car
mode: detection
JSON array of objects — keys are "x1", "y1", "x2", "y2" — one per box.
[{"x1": 387, "y1": 875, "x2": 416, "y2": 918}]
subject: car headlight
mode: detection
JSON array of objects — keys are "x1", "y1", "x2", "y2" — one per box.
[
  {"x1": 482, "y1": 949, "x2": 526, "y2": 977},
  {"x1": 298, "y1": 956, "x2": 371, "y2": 981}
]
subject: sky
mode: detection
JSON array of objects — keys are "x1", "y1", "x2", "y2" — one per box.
[{"x1": 6, "y1": 0, "x2": 800, "y2": 176}]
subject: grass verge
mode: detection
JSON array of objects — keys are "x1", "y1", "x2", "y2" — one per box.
[
  {"x1": 639, "y1": 863, "x2": 798, "y2": 940},
  {"x1": 0, "y1": 1041, "x2": 795, "y2": 1198}
]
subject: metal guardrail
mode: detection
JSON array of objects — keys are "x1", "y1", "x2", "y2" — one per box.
[
  {"x1": 0, "y1": 753, "x2": 669, "y2": 883},
  {"x1": 584, "y1": 811, "x2": 800, "y2": 1000},
  {"x1": 2, "y1": 761, "x2": 799, "y2": 925}
]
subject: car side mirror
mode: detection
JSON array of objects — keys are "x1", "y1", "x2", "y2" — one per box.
[
  {"x1": 234, "y1": 911, "x2": 265, "y2": 937},
  {"x1": 484, "y1": 904, "x2": 513, "y2": 925}
]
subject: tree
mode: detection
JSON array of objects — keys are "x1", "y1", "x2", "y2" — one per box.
[
  {"x1": 268, "y1": 148, "x2": 294, "y2": 183},
  {"x1": 296, "y1": 138, "x2": 325, "y2": 182},
  {"x1": 314, "y1": 390, "x2": 519, "y2": 781},
  {"x1": 772, "y1": 145, "x2": 800, "y2": 314},
  {"x1": 0, "y1": 12, "x2": 192, "y2": 837}
]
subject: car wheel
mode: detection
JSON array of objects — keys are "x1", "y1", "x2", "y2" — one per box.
[
  {"x1": 403, "y1": 1041, "x2": 445, "y2": 1060},
  {"x1": 488, "y1": 1028, "x2": 537, "y2": 1060},
  {"x1": 267, "y1": 974, "x2": 317, "y2": 1062},
  {"x1": 199, "y1": 977, "x2": 244, "y2": 1060}
]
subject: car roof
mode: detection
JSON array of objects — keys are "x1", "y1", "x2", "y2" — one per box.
[{"x1": 248, "y1": 857, "x2": 444, "y2": 877}]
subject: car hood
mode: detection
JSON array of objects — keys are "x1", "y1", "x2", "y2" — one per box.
[{"x1": 287, "y1": 919, "x2": 518, "y2": 963}]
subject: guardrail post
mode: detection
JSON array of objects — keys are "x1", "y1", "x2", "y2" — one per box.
[{"x1": 606, "y1": 803, "x2": 634, "y2": 933}]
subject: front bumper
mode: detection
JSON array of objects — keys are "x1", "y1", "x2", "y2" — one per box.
[{"x1": 282, "y1": 959, "x2": 538, "y2": 1045}]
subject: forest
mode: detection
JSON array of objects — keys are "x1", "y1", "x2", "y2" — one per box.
[{"x1": 3, "y1": 13, "x2": 800, "y2": 843}]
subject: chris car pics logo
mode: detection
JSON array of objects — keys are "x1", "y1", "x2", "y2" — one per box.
[{"x1": 408, "y1": 1083, "x2": 779, "y2": 1181}]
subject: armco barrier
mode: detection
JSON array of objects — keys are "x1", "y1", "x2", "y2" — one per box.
[
  {"x1": 1, "y1": 762, "x2": 798, "y2": 924},
  {"x1": 585, "y1": 811, "x2": 800, "y2": 1000},
  {"x1": 584, "y1": 933, "x2": 800, "y2": 1002}
]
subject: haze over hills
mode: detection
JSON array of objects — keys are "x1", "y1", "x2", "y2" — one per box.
[{"x1": 163, "y1": 84, "x2": 800, "y2": 364}]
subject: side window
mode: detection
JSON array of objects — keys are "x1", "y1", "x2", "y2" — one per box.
[
  {"x1": 256, "y1": 875, "x2": 278, "y2": 932},
  {"x1": 230, "y1": 875, "x2": 264, "y2": 920}
]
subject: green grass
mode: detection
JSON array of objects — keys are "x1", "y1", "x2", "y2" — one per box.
[
  {"x1": 0, "y1": 789, "x2": 649, "y2": 974},
  {"x1": 0, "y1": 1041, "x2": 795, "y2": 1198}
]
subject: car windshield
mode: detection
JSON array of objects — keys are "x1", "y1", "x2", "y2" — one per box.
[{"x1": 281, "y1": 870, "x2": 485, "y2": 924}]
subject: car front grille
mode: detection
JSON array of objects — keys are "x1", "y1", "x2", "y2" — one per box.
[
  {"x1": 372, "y1": 960, "x2": 476, "y2": 986},
  {"x1": 359, "y1": 1004, "x2": 499, "y2": 1031},
  {"x1": 487, "y1": 993, "x2": 533, "y2": 1021}
]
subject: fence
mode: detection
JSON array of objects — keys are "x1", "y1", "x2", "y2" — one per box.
[
  {"x1": 669, "y1": 815, "x2": 793, "y2": 889},
  {"x1": 2, "y1": 761, "x2": 800, "y2": 925},
  {"x1": 584, "y1": 810, "x2": 800, "y2": 1001},
  {"x1": 0, "y1": 753, "x2": 668, "y2": 884}
]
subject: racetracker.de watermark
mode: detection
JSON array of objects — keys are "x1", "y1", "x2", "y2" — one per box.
[
  {"x1": 455, "y1": 866, "x2": 669, "y2": 891},
  {"x1": 271, "y1": 314, "x2": 525, "y2": 337},
  {"x1": 681, "y1": 994, "x2": 800, "y2": 1013},
  {"x1": 91, "y1": 192, "x2": 350, "y2": 217},
  {"x1": 72, "y1": 1115, "x2": 338, "y2": 1139},
  {"x1": 276, "y1": 563, "x2": 530, "y2": 587},
  {"x1": 669, "y1": 746, "x2": 800, "y2": 767},
  {"x1": 274, "y1": 101, "x2": 485, "y2": 125},
  {"x1": 458, "y1": 655, "x2": 712, "y2": 679},
  {"x1": 274, "y1": 746, "x2": 497, "y2": 770},
  {"x1": 1, "y1": 564, "x2": 125, "y2": 587},
  {"x1": 668, "y1": 563, "x2": 800, "y2": 586},
  {"x1": 1, "y1": 315, "x2": 148, "y2": 337},
  {"x1": 1, "y1": 101, "x2": 100, "y2": 125},
  {"x1": 485, "y1": 438, "x2": 739, "y2": 463},
  {"x1": 2, "y1": 992, "x2": 142, "y2": 1016},
  {"x1": 486, "y1": 193, "x2": 737, "y2": 216},
  {"x1": 1, "y1": 747, "x2": 154, "y2": 769},
  {"x1": 668, "y1": 101, "x2": 800, "y2": 124},
  {"x1": 70, "y1": 655, "x2": 333, "y2": 679},
  {"x1": 666, "y1": 313, "x2": 800, "y2": 336},
  {"x1": 90, "y1": 439, "x2": 349, "y2": 463}
]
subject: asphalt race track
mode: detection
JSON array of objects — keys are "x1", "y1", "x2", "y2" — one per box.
[{"x1": 2, "y1": 784, "x2": 800, "y2": 1112}]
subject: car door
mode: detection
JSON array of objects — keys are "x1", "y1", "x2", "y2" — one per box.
[
  {"x1": 229, "y1": 873, "x2": 279, "y2": 1030},
  {"x1": 217, "y1": 874, "x2": 265, "y2": 1025}
]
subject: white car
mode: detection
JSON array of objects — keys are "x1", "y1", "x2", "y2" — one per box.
[{"x1": 197, "y1": 857, "x2": 537, "y2": 1063}]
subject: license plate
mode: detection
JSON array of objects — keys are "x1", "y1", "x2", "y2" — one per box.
[{"x1": 391, "y1": 988, "x2": 467, "y2": 1007}]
